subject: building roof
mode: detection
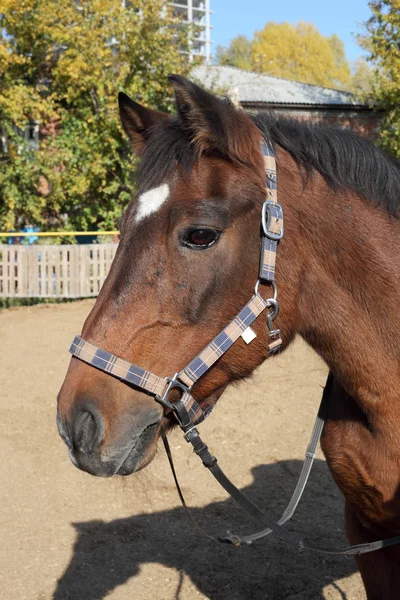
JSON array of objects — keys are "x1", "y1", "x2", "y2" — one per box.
[{"x1": 191, "y1": 65, "x2": 366, "y2": 109}]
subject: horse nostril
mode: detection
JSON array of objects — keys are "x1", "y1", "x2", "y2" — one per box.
[{"x1": 72, "y1": 409, "x2": 105, "y2": 454}]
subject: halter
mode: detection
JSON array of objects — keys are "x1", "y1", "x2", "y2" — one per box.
[{"x1": 69, "y1": 141, "x2": 400, "y2": 556}]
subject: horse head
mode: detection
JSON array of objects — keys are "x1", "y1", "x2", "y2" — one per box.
[{"x1": 56, "y1": 76, "x2": 294, "y2": 477}]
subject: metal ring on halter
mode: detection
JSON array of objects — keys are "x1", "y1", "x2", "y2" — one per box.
[{"x1": 254, "y1": 279, "x2": 278, "y2": 301}]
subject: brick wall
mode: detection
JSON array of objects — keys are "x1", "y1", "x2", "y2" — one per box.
[
  {"x1": 288, "y1": 109, "x2": 384, "y2": 140},
  {"x1": 245, "y1": 105, "x2": 385, "y2": 141}
]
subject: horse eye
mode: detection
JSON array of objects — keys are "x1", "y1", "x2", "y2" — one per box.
[{"x1": 182, "y1": 228, "x2": 220, "y2": 249}]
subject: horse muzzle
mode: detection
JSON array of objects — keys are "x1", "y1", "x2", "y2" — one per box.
[{"x1": 57, "y1": 399, "x2": 162, "y2": 477}]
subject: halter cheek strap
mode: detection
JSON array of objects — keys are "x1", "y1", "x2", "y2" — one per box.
[{"x1": 259, "y1": 141, "x2": 284, "y2": 283}]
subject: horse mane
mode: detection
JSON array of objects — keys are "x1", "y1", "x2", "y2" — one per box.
[
  {"x1": 252, "y1": 113, "x2": 400, "y2": 216},
  {"x1": 137, "y1": 108, "x2": 400, "y2": 217}
]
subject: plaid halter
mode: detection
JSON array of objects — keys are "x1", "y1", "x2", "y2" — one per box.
[{"x1": 69, "y1": 140, "x2": 284, "y2": 429}]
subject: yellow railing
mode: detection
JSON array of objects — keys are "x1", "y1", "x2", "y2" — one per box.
[{"x1": 0, "y1": 231, "x2": 119, "y2": 237}]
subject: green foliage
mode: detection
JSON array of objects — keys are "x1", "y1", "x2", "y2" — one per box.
[
  {"x1": 215, "y1": 36, "x2": 252, "y2": 71},
  {"x1": 350, "y1": 57, "x2": 375, "y2": 97},
  {"x1": 361, "y1": 1, "x2": 400, "y2": 157},
  {"x1": 0, "y1": 0, "x2": 191, "y2": 232},
  {"x1": 0, "y1": 297, "x2": 80, "y2": 309}
]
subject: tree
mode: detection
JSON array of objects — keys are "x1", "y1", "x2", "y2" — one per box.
[
  {"x1": 0, "y1": 0, "x2": 190, "y2": 233},
  {"x1": 251, "y1": 21, "x2": 351, "y2": 89},
  {"x1": 215, "y1": 36, "x2": 252, "y2": 71},
  {"x1": 350, "y1": 57, "x2": 375, "y2": 97},
  {"x1": 361, "y1": 0, "x2": 400, "y2": 157}
]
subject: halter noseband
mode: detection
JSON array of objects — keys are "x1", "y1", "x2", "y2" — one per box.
[{"x1": 68, "y1": 141, "x2": 400, "y2": 557}]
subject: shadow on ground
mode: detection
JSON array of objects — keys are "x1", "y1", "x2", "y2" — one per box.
[{"x1": 54, "y1": 459, "x2": 358, "y2": 600}]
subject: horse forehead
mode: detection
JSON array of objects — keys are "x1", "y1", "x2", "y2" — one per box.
[{"x1": 136, "y1": 183, "x2": 170, "y2": 223}]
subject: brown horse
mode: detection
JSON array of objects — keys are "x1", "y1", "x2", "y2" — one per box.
[{"x1": 57, "y1": 76, "x2": 400, "y2": 598}]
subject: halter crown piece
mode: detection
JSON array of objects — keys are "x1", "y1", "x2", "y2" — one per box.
[{"x1": 69, "y1": 141, "x2": 400, "y2": 556}]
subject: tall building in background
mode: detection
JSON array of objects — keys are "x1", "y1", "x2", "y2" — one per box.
[{"x1": 170, "y1": 1, "x2": 212, "y2": 64}]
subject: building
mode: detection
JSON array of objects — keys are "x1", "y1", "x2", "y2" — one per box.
[
  {"x1": 192, "y1": 65, "x2": 383, "y2": 138},
  {"x1": 170, "y1": 0, "x2": 212, "y2": 63}
]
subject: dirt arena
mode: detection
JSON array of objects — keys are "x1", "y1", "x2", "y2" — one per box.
[{"x1": 0, "y1": 301, "x2": 365, "y2": 600}]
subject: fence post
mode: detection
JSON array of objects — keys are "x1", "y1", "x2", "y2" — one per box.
[{"x1": 79, "y1": 244, "x2": 87, "y2": 297}]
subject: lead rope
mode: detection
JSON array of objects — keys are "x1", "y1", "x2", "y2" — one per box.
[
  {"x1": 164, "y1": 394, "x2": 400, "y2": 556},
  {"x1": 231, "y1": 387, "x2": 329, "y2": 545},
  {"x1": 161, "y1": 396, "x2": 327, "y2": 546},
  {"x1": 161, "y1": 432, "x2": 220, "y2": 543},
  {"x1": 162, "y1": 393, "x2": 327, "y2": 548}
]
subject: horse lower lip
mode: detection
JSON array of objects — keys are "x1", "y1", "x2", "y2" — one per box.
[
  {"x1": 115, "y1": 446, "x2": 149, "y2": 475},
  {"x1": 116, "y1": 421, "x2": 159, "y2": 475},
  {"x1": 116, "y1": 449, "x2": 140, "y2": 475}
]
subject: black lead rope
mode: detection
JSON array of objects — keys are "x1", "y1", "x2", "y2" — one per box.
[
  {"x1": 162, "y1": 432, "x2": 220, "y2": 543},
  {"x1": 163, "y1": 394, "x2": 400, "y2": 556}
]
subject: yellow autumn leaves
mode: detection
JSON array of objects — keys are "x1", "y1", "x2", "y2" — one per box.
[
  {"x1": 253, "y1": 22, "x2": 351, "y2": 89},
  {"x1": 217, "y1": 21, "x2": 373, "y2": 92}
]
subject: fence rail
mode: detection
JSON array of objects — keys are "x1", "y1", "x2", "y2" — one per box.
[{"x1": 0, "y1": 244, "x2": 118, "y2": 298}]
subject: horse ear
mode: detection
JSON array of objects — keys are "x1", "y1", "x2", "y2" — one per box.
[
  {"x1": 168, "y1": 74, "x2": 255, "y2": 163},
  {"x1": 118, "y1": 92, "x2": 168, "y2": 152}
]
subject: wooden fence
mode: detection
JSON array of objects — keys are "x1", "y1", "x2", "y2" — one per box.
[{"x1": 0, "y1": 244, "x2": 118, "y2": 298}]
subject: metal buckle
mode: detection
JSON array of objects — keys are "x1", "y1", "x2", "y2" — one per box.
[
  {"x1": 155, "y1": 374, "x2": 191, "y2": 410},
  {"x1": 262, "y1": 201, "x2": 284, "y2": 241},
  {"x1": 183, "y1": 425, "x2": 198, "y2": 442},
  {"x1": 155, "y1": 374, "x2": 193, "y2": 428}
]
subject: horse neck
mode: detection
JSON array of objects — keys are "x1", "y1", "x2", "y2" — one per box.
[{"x1": 278, "y1": 154, "x2": 400, "y2": 412}]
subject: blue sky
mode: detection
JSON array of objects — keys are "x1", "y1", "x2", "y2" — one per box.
[{"x1": 211, "y1": 0, "x2": 372, "y2": 64}]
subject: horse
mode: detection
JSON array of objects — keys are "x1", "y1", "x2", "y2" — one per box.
[{"x1": 57, "y1": 75, "x2": 400, "y2": 599}]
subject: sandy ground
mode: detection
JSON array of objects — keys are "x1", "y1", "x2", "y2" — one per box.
[{"x1": 0, "y1": 301, "x2": 366, "y2": 600}]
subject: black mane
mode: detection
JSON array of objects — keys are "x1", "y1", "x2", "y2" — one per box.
[
  {"x1": 138, "y1": 112, "x2": 400, "y2": 216},
  {"x1": 137, "y1": 118, "x2": 194, "y2": 193},
  {"x1": 253, "y1": 113, "x2": 400, "y2": 216}
]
